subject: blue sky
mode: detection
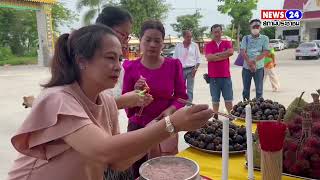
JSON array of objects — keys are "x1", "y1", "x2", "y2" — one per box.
[{"x1": 58, "y1": 0, "x2": 284, "y2": 36}]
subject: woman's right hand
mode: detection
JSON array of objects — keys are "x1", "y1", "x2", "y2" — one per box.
[{"x1": 169, "y1": 104, "x2": 214, "y2": 132}]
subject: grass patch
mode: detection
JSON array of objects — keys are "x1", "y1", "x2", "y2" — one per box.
[{"x1": 0, "y1": 56, "x2": 37, "y2": 66}]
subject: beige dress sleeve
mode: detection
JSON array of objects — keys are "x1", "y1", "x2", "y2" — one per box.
[
  {"x1": 11, "y1": 89, "x2": 93, "y2": 160},
  {"x1": 100, "y1": 92, "x2": 120, "y2": 135}
]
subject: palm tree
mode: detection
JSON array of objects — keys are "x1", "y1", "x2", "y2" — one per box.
[{"x1": 77, "y1": 0, "x2": 115, "y2": 25}]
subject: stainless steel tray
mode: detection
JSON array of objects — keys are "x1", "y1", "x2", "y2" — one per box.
[
  {"x1": 231, "y1": 110, "x2": 285, "y2": 123},
  {"x1": 185, "y1": 141, "x2": 246, "y2": 154}
]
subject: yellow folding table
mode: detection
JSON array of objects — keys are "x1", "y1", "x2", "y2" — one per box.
[{"x1": 177, "y1": 120, "x2": 301, "y2": 180}]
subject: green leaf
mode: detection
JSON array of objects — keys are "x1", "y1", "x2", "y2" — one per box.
[
  {"x1": 171, "y1": 11, "x2": 208, "y2": 41},
  {"x1": 77, "y1": 0, "x2": 104, "y2": 11},
  {"x1": 83, "y1": 9, "x2": 98, "y2": 25},
  {"x1": 120, "y1": 0, "x2": 170, "y2": 37},
  {"x1": 52, "y1": 3, "x2": 79, "y2": 33}
]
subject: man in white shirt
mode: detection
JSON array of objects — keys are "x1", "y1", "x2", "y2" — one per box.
[{"x1": 173, "y1": 30, "x2": 201, "y2": 102}]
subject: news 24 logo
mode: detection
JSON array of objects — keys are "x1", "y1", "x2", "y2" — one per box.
[{"x1": 261, "y1": 10, "x2": 303, "y2": 27}]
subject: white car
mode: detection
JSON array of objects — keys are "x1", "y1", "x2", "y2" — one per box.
[
  {"x1": 295, "y1": 42, "x2": 320, "y2": 60},
  {"x1": 312, "y1": 40, "x2": 320, "y2": 47},
  {"x1": 269, "y1": 39, "x2": 285, "y2": 51}
]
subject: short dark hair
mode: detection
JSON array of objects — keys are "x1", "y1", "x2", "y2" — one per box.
[
  {"x1": 211, "y1": 24, "x2": 222, "y2": 32},
  {"x1": 140, "y1": 20, "x2": 165, "y2": 39},
  {"x1": 96, "y1": 6, "x2": 133, "y2": 28},
  {"x1": 43, "y1": 25, "x2": 116, "y2": 88},
  {"x1": 250, "y1": 19, "x2": 261, "y2": 25},
  {"x1": 182, "y1": 30, "x2": 192, "y2": 37}
]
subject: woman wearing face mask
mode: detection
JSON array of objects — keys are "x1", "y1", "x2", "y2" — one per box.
[
  {"x1": 122, "y1": 20, "x2": 189, "y2": 178},
  {"x1": 240, "y1": 19, "x2": 270, "y2": 101},
  {"x1": 7, "y1": 24, "x2": 213, "y2": 180}
]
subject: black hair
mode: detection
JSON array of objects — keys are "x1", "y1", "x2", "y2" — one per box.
[
  {"x1": 140, "y1": 20, "x2": 165, "y2": 39},
  {"x1": 43, "y1": 24, "x2": 116, "y2": 88},
  {"x1": 250, "y1": 19, "x2": 261, "y2": 25},
  {"x1": 211, "y1": 24, "x2": 223, "y2": 32},
  {"x1": 182, "y1": 30, "x2": 192, "y2": 37},
  {"x1": 96, "y1": 6, "x2": 133, "y2": 28}
]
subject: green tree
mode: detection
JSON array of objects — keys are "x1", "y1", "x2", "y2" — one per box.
[
  {"x1": 171, "y1": 11, "x2": 208, "y2": 41},
  {"x1": 0, "y1": 3, "x2": 77, "y2": 56},
  {"x1": 0, "y1": 9, "x2": 37, "y2": 56},
  {"x1": 120, "y1": 0, "x2": 170, "y2": 37},
  {"x1": 261, "y1": 27, "x2": 275, "y2": 39},
  {"x1": 76, "y1": 0, "x2": 169, "y2": 36},
  {"x1": 76, "y1": 0, "x2": 114, "y2": 25},
  {"x1": 218, "y1": 0, "x2": 258, "y2": 51},
  {"x1": 52, "y1": 3, "x2": 79, "y2": 34},
  {"x1": 221, "y1": 24, "x2": 236, "y2": 39}
]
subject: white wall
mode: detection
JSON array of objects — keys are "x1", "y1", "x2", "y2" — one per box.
[
  {"x1": 303, "y1": 0, "x2": 320, "y2": 12},
  {"x1": 305, "y1": 21, "x2": 320, "y2": 40},
  {"x1": 276, "y1": 26, "x2": 300, "y2": 41}
]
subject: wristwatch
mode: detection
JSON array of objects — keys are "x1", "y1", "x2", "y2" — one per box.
[{"x1": 164, "y1": 116, "x2": 175, "y2": 136}]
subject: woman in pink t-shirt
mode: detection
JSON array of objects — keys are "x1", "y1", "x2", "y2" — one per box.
[
  {"x1": 122, "y1": 20, "x2": 188, "y2": 178},
  {"x1": 7, "y1": 25, "x2": 213, "y2": 180}
]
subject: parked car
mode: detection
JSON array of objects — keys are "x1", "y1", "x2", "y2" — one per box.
[
  {"x1": 288, "y1": 40, "x2": 300, "y2": 48},
  {"x1": 269, "y1": 39, "x2": 285, "y2": 51},
  {"x1": 312, "y1": 40, "x2": 320, "y2": 47},
  {"x1": 161, "y1": 46, "x2": 175, "y2": 57},
  {"x1": 295, "y1": 42, "x2": 320, "y2": 60},
  {"x1": 283, "y1": 40, "x2": 289, "y2": 49}
]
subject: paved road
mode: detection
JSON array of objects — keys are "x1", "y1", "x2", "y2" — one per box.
[{"x1": 0, "y1": 49, "x2": 319, "y2": 179}]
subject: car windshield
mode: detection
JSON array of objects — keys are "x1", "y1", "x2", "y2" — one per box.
[
  {"x1": 299, "y1": 43, "x2": 316, "y2": 48},
  {"x1": 270, "y1": 40, "x2": 279, "y2": 43},
  {"x1": 313, "y1": 40, "x2": 320, "y2": 45}
]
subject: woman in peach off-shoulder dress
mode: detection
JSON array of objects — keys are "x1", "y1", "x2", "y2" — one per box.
[{"x1": 7, "y1": 24, "x2": 213, "y2": 180}]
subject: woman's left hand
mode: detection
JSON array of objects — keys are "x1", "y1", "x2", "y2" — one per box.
[{"x1": 122, "y1": 91, "x2": 153, "y2": 108}]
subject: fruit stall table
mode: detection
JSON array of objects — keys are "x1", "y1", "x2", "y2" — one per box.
[{"x1": 176, "y1": 120, "x2": 300, "y2": 180}]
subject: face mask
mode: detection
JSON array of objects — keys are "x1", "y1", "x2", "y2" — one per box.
[{"x1": 251, "y1": 29, "x2": 260, "y2": 35}]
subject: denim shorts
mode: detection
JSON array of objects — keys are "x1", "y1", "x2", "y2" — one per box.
[{"x1": 209, "y1": 77, "x2": 233, "y2": 103}]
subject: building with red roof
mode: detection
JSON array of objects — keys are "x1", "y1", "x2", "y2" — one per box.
[{"x1": 275, "y1": 0, "x2": 320, "y2": 42}]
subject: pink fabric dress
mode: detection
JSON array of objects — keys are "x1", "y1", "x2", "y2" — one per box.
[
  {"x1": 123, "y1": 57, "x2": 188, "y2": 156},
  {"x1": 7, "y1": 82, "x2": 119, "y2": 180}
]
